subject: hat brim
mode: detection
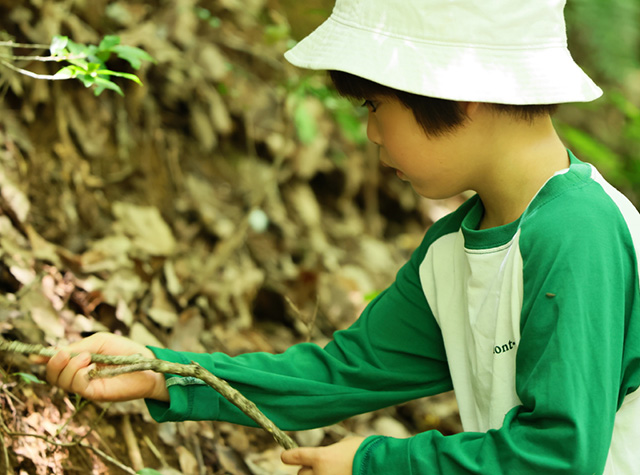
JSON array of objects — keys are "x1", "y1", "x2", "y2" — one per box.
[{"x1": 284, "y1": 15, "x2": 603, "y2": 104}]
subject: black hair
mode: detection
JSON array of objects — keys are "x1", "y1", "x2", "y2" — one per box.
[{"x1": 328, "y1": 70, "x2": 559, "y2": 137}]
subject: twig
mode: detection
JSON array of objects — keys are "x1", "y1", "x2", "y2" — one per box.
[
  {"x1": 80, "y1": 442, "x2": 138, "y2": 475},
  {"x1": 192, "y1": 434, "x2": 206, "y2": 475},
  {"x1": 0, "y1": 53, "x2": 87, "y2": 62},
  {"x1": 96, "y1": 361, "x2": 297, "y2": 450},
  {"x1": 0, "y1": 41, "x2": 51, "y2": 49},
  {"x1": 0, "y1": 338, "x2": 298, "y2": 450},
  {"x1": 0, "y1": 397, "x2": 136, "y2": 474},
  {"x1": 55, "y1": 397, "x2": 89, "y2": 438},
  {"x1": 0, "y1": 423, "x2": 14, "y2": 475},
  {"x1": 0, "y1": 59, "x2": 68, "y2": 80},
  {"x1": 74, "y1": 401, "x2": 111, "y2": 445},
  {"x1": 142, "y1": 434, "x2": 168, "y2": 467},
  {"x1": 284, "y1": 295, "x2": 320, "y2": 342},
  {"x1": 121, "y1": 415, "x2": 144, "y2": 472},
  {"x1": 0, "y1": 414, "x2": 75, "y2": 447}
]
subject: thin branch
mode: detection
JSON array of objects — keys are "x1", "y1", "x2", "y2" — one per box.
[
  {"x1": 0, "y1": 41, "x2": 51, "y2": 49},
  {"x1": 81, "y1": 442, "x2": 138, "y2": 475},
  {"x1": 0, "y1": 59, "x2": 68, "y2": 80},
  {"x1": 0, "y1": 414, "x2": 137, "y2": 474},
  {"x1": 0, "y1": 53, "x2": 87, "y2": 62},
  {"x1": 75, "y1": 401, "x2": 111, "y2": 445},
  {"x1": 0, "y1": 425, "x2": 13, "y2": 475},
  {"x1": 0, "y1": 408, "x2": 75, "y2": 448},
  {"x1": 0, "y1": 338, "x2": 298, "y2": 450},
  {"x1": 1, "y1": 393, "x2": 136, "y2": 473},
  {"x1": 142, "y1": 434, "x2": 168, "y2": 467},
  {"x1": 121, "y1": 415, "x2": 144, "y2": 472}
]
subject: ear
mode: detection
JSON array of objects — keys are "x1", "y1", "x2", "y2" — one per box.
[{"x1": 459, "y1": 101, "x2": 481, "y2": 118}]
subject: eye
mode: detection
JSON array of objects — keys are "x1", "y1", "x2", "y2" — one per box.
[{"x1": 362, "y1": 100, "x2": 378, "y2": 112}]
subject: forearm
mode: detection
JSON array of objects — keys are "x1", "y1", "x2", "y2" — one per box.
[
  {"x1": 144, "y1": 236, "x2": 451, "y2": 427},
  {"x1": 144, "y1": 340, "x2": 450, "y2": 430},
  {"x1": 354, "y1": 406, "x2": 612, "y2": 474}
]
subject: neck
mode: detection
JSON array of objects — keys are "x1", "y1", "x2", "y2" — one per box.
[{"x1": 471, "y1": 115, "x2": 569, "y2": 230}]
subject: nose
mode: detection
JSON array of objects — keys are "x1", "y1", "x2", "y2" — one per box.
[{"x1": 366, "y1": 113, "x2": 382, "y2": 146}]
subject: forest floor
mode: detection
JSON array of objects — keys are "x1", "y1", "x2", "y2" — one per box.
[{"x1": 0, "y1": 1, "x2": 462, "y2": 473}]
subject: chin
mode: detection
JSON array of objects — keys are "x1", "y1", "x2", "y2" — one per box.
[{"x1": 414, "y1": 187, "x2": 462, "y2": 201}]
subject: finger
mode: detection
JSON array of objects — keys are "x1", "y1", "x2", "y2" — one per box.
[
  {"x1": 45, "y1": 349, "x2": 70, "y2": 386},
  {"x1": 282, "y1": 448, "x2": 318, "y2": 466},
  {"x1": 65, "y1": 333, "x2": 107, "y2": 354},
  {"x1": 298, "y1": 468, "x2": 313, "y2": 475},
  {"x1": 70, "y1": 363, "x2": 98, "y2": 398},
  {"x1": 55, "y1": 351, "x2": 92, "y2": 391},
  {"x1": 29, "y1": 354, "x2": 49, "y2": 364}
]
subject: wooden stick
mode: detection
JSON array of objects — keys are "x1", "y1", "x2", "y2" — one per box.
[{"x1": 0, "y1": 338, "x2": 298, "y2": 450}]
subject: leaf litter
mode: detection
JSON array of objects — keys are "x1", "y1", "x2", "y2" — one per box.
[{"x1": 0, "y1": 0, "x2": 463, "y2": 473}]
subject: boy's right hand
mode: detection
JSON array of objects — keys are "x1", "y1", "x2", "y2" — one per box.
[{"x1": 42, "y1": 332, "x2": 169, "y2": 403}]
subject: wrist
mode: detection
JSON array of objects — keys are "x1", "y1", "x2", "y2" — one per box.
[
  {"x1": 149, "y1": 371, "x2": 170, "y2": 402},
  {"x1": 142, "y1": 347, "x2": 170, "y2": 402}
]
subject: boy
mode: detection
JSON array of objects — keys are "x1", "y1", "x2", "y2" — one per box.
[{"x1": 45, "y1": 0, "x2": 640, "y2": 473}]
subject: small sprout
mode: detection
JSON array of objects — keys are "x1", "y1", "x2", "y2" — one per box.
[
  {"x1": 545, "y1": 293, "x2": 556, "y2": 299},
  {"x1": 136, "y1": 469, "x2": 164, "y2": 475},
  {"x1": 13, "y1": 372, "x2": 46, "y2": 385}
]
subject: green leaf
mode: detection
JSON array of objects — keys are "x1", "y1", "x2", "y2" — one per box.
[
  {"x1": 97, "y1": 69, "x2": 142, "y2": 85},
  {"x1": 66, "y1": 38, "x2": 91, "y2": 57},
  {"x1": 93, "y1": 35, "x2": 121, "y2": 62},
  {"x1": 294, "y1": 101, "x2": 318, "y2": 144},
  {"x1": 111, "y1": 45, "x2": 156, "y2": 70},
  {"x1": 98, "y1": 35, "x2": 121, "y2": 52},
  {"x1": 195, "y1": 6, "x2": 212, "y2": 20},
  {"x1": 50, "y1": 36, "x2": 69, "y2": 56},
  {"x1": 334, "y1": 109, "x2": 367, "y2": 145},
  {"x1": 91, "y1": 77, "x2": 124, "y2": 96},
  {"x1": 557, "y1": 123, "x2": 624, "y2": 184},
  {"x1": 76, "y1": 73, "x2": 96, "y2": 87},
  {"x1": 136, "y1": 469, "x2": 163, "y2": 475},
  {"x1": 52, "y1": 66, "x2": 78, "y2": 79},
  {"x1": 264, "y1": 24, "x2": 291, "y2": 44},
  {"x1": 13, "y1": 372, "x2": 46, "y2": 385},
  {"x1": 85, "y1": 63, "x2": 102, "y2": 75},
  {"x1": 364, "y1": 290, "x2": 381, "y2": 302},
  {"x1": 207, "y1": 17, "x2": 222, "y2": 29},
  {"x1": 66, "y1": 57, "x2": 90, "y2": 70}
]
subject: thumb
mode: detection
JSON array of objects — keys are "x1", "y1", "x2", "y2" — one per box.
[
  {"x1": 29, "y1": 345, "x2": 66, "y2": 364},
  {"x1": 281, "y1": 447, "x2": 318, "y2": 466}
]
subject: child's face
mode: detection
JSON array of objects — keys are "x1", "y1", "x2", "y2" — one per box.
[{"x1": 365, "y1": 97, "x2": 476, "y2": 200}]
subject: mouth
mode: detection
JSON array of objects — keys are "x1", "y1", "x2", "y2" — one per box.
[{"x1": 380, "y1": 161, "x2": 404, "y2": 177}]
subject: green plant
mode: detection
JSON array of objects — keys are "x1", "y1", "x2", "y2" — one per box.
[
  {"x1": 136, "y1": 469, "x2": 163, "y2": 475},
  {"x1": 12, "y1": 372, "x2": 45, "y2": 385},
  {"x1": 566, "y1": 0, "x2": 640, "y2": 82},
  {"x1": 289, "y1": 75, "x2": 368, "y2": 146},
  {"x1": 194, "y1": 6, "x2": 222, "y2": 29},
  {"x1": 0, "y1": 34, "x2": 155, "y2": 96}
]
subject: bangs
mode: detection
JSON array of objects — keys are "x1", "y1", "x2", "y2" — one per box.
[
  {"x1": 327, "y1": 70, "x2": 555, "y2": 137},
  {"x1": 328, "y1": 69, "x2": 467, "y2": 137},
  {"x1": 328, "y1": 70, "x2": 395, "y2": 100}
]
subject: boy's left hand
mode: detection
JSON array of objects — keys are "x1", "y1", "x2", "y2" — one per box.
[{"x1": 281, "y1": 436, "x2": 365, "y2": 474}]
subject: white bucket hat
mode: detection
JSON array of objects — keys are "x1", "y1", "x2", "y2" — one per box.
[{"x1": 284, "y1": 0, "x2": 603, "y2": 104}]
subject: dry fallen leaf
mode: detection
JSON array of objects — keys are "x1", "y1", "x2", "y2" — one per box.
[{"x1": 112, "y1": 201, "x2": 177, "y2": 257}]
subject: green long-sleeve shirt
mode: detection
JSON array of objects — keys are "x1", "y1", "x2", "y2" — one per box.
[{"x1": 146, "y1": 152, "x2": 640, "y2": 474}]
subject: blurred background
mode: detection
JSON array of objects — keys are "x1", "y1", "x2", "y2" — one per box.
[{"x1": 0, "y1": 0, "x2": 638, "y2": 473}]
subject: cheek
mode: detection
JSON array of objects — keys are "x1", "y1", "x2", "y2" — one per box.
[{"x1": 381, "y1": 131, "x2": 420, "y2": 165}]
